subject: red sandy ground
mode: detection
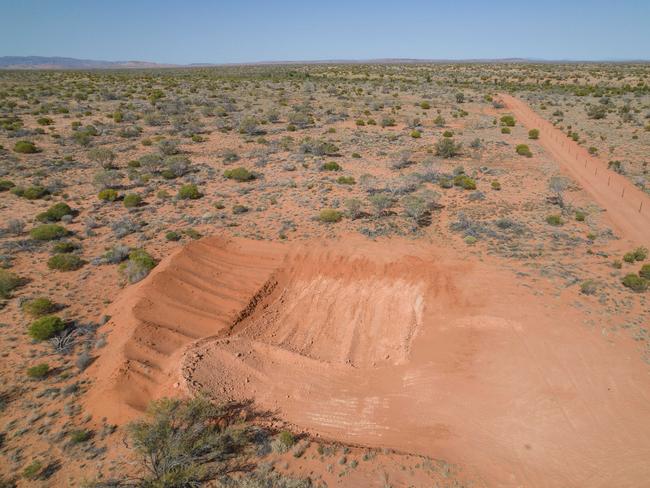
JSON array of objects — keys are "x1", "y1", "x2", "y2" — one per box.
[
  {"x1": 80, "y1": 96, "x2": 650, "y2": 487},
  {"x1": 86, "y1": 234, "x2": 650, "y2": 488}
]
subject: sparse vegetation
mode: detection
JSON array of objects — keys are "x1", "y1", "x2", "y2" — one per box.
[
  {"x1": 319, "y1": 208, "x2": 343, "y2": 223},
  {"x1": 28, "y1": 315, "x2": 65, "y2": 341}
]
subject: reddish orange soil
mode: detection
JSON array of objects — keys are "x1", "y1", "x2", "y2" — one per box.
[
  {"x1": 86, "y1": 236, "x2": 650, "y2": 488},
  {"x1": 499, "y1": 94, "x2": 650, "y2": 245}
]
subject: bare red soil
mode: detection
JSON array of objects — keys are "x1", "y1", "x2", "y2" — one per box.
[
  {"x1": 87, "y1": 236, "x2": 650, "y2": 488},
  {"x1": 499, "y1": 94, "x2": 650, "y2": 245}
]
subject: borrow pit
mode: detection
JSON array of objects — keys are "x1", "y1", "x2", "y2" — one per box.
[{"x1": 86, "y1": 236, "x2": 650, "y2": 488}]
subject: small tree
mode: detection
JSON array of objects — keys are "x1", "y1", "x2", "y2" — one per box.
[
  {"x1": 435, "y1": 138, "x2": 461, "y2": 158},
  {"x1": 88, "y1": 147, "x2": 116, "y2": 169},
  {"x1": 124, "y1": 397, "x2": 251, "y2": 485}
]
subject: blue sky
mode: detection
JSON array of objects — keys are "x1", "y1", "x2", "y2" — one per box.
[{"x1": 1, "y1": 0, "x2": 649, "y2": 63}]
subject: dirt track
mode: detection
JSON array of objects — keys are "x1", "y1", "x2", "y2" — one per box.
[{"x1": 499, "y1": 93, "x2": 650, "y2": 246}]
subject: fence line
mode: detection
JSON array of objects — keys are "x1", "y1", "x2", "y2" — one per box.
[{"x1": 519, "y1": 105, "x2": 647, "y2": 215}]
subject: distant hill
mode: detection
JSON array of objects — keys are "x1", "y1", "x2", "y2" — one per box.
[
  {"x1": 0, "y1": 56, "x2": 177, "y2": 70},
  {"x1": 2, "y1": 56, "x2": 647, "y2": 70}
]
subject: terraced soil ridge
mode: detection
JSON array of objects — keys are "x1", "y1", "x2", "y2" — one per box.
[{"x1": 86, "y1": 236, "x2": 650, "y2": 487}]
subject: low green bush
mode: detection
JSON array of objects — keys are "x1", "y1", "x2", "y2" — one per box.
[
  {"x1": 575, "y1": 210, "x2": 587, "y2": 221},
  {"x1": 28, "y1": 315, "x2": 65, "y2": 341},
  {"x1": 516, "y1": 144, "x2": 532, "y2": 157},
  {"x1": 121, "y1": 249, "x2": 157, "y2": 283},
  {"x1": 12, "y1": 185, "x2": 48, "y2": 199},
  {"x1": 453, "y1": 174, "x2": 476, "y2": 190},
  {"x1": 36, "y1": 202, "x2": 73, "y2": 223},
  {"x1": 322, "y1": 161, "x2": 341, "y2": 171},
  {"x1": 528, "y1": 129, "x2": 539, "y2": 139},
  {"x1": 22, "y1": 460, "x2": 43, "y2": 480},
  {"x1": 70, "y1": 429, "x2": 92, "y2": 443},
  {"x1": 319, "y1": 208, "x2": 343, "y2": 223},
  {"x1": 30, "y1": 224, "x2": 68, "y2": 241},
  {"x1": 165, "y1": 231, "x2": 181, "y2": 241},
  {"x1": 624, "y1": 247, "x2": 648, "y2": 263},
  {"x1": 52, "y1": 240, "x2": 79, "y2": 254},
  {"x1": 337, "y1": 176, "x2": 355, "y2": 185},
  {"x1": 0, "y1": 179, "x2": 15, "y2": 191},
  {"x1": 546, "y1": 214, "x2": 563, "y2": 226},
  {"x1": 621, "y1": 274, "x2": 648, "y2": 292},
  {"x1": 47, "y1": 254, "x2": 85, "y2": 271},
  {"x1": 491, "y1": 180, "x2": 501, "y2": 190},
  {"x1": 98, "y1": 189, "x2": 119, "y2": 201},
  {"x1": 0, "y1": 269, "x2": 23, "y2": 298},
  {"x1": 26, "y1": 363, "x2": 49, "y2": 379},
  {"x1": 22, "y1": 297, "x2": 56, "y2": 317},
  {"x1": 278, "y1": 430, "x2": 295, "y2": 449},
  {"x1": 14, "y1": 140, "x2": 39, "y2": 154},
  {"x1": 580, "y1": 280, "x2": 597, "y2": 295},
  {"x1": 500, "y1": 115, "x2": 516, "y2": 127},
  {"x1": 435, "y1": 138, "x2": 461, "y2": 158},
  {"x1": 639, "y1": 264, "x2": 650, "y2": 280},
  {"x1": 223, "y1": 167, "x2": 254, "y2": 181},
  {"x1": 123, "y1": 193, "x2": 143, "y2": 208},
  {"x1": 178, "y1": 184, "x2": 201, "y2": 200}
]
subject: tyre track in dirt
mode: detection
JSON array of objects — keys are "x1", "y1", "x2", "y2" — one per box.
[{"x1": 498, "y1": 93, "x2": 649, "y2": 246}]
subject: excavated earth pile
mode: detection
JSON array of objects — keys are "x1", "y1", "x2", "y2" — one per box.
[{"x1": 86, "y1": 236, "x2": 650, "y2": 488}]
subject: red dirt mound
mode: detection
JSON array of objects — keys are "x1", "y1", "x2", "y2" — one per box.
[{"x1": 87, "y1": 236, "x2": 650, "y2": 487}]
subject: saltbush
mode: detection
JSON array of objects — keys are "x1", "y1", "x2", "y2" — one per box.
[
  {"x1": 121, "y1": 249, "x2": 157, "y2": 283},
  {"x1": 621, "y1": 274, "x2": 648, "y2": 292},
  {"x1": 516, "y1": 144, "x2": 532, "y2": 157},
  {"x1": 0, "y1": 179, "x2": 15, "y2": 191},
  {"x1": 337, "y1": 176, "x2": 355, "y2": 185},
  {"x1": 178, "y1": 184, "x2": 201, "y2": 200},
  {"x1": 528, "y1": 129, "x2": 540, "y2": 139},
  {"x1": 123, "y1": 193, "x2": 143, "y2": 208},
  {"x1": 224, "y1": 167, "x2": 254, "y2": 181},
  {"x1": 22, "y1": 297, "x2": 56, "y2": 317},
  {"x1": 26, "y1": 363, "x2": 49, "y2": 379},
  {"x1": 546, "y1": 215, "x2": 563, "y2": 226},
  {"x1": 36, "y1": 202, "x2": 73, "y2": 223},
  {"x1": 435, "y1": 138, "x2": 461, "y2": 158},
  {"x1": 639, "y1": 264, "x2": 650, "y2": 280},
  {"x1": 47, "y1": 254, "x2": 85, "y2": 271},
  {"x1": 12, "y1": 185, "x2": 48, "y2": 200},
  {"x1": 321, "y1": 161, "x2": 341, "y2": 171},
  {"x1": 98, "y1": 189, "x2": 119, "y2": 201},
  {"x1": 319, "y1": 208, "x2": 343, "y2": 223},
  {"x1": 14, "y1": 140, "x2": 39, "y2": 154},
  {"x1": 30, "y1": 224, "x2": 67, "y2": 241},
  {"x1": 28, "y1": 315, "x2": 65, "y2": 341},
  {"x1": 500, "y1": 115, "x2": 516, "y2": 127},
  {"x1": 453, "y1": 174, "x2": 476, "y2": 190},
  {"x1": 0, "y1": 269, "x2": 23, "y2": 299}
]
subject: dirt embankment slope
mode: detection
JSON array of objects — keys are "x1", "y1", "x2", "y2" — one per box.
[
  {"x1": 499, "y1": 93, "x2": 650, "y2": 246},
  {"x1": 87, "y1": 236, "x2": 650, "y2": 488}
]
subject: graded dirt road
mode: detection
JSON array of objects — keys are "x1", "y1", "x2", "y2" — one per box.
[
  {"x1": 87, "y1": 237, "x2": 650, "y2": 488},
  {"x1": 499, "y1": 93, "x2": 650, "y2": 246}
]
